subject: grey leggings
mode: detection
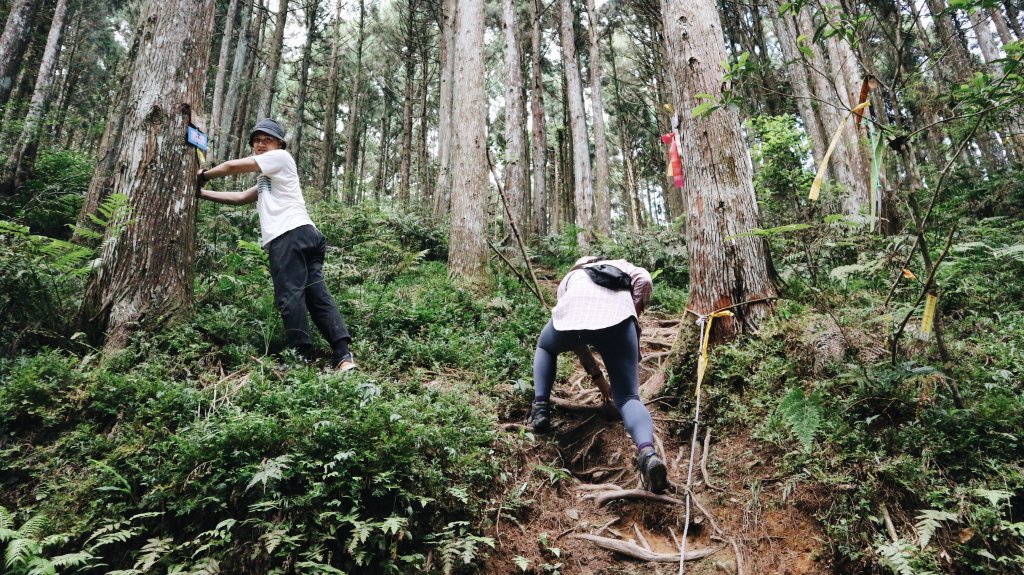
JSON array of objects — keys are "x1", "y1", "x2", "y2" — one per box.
[{"x1": 533, "y1": 317, "x2": 654, "y2": 448}]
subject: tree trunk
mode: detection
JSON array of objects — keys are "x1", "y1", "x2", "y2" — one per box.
[
  {"x1": 342, "y1": 0, "x2": 366, "y2": 202},
  {"x1": 255, "y1": 0, "x2": 289, "y2": 118},
  {"x1": 433, "y1": 0, "x2": 456, "y2": 219},
  {"x1": 399, "y1": 0, "x2": 417, "y2": 206},
  {"x1": 375, "y1": 93, "x2": 392, "y2": 202},
  {"x1": 80, "y1": 0, "x2": 216, "y2": 352},
  {"x1": 219, "y1": 0, "x2": 253, "y2": 159},
  {"x1": 51, "y1": 5, "x2": 85, "y2": 145},
  {"x1": 661, "y1": 0, "x2": 777, "y2": 344},
  {"x1": 1, "y1": 0, "x2": 71, "y2": 195},
  {"x1": 769, "y1": 4, "x2": 829, "y2": 169},
  {"x1": 607, "y1": 32, "x2": 638, "y2": 230},
  {"x1": 560, "y1": 0, "x2": 593, "y2": 249},
  {"x1": 77, "y1": 31, "x2": 141, "y2": 238},
  {"x1": 925, "y1": 0, "x2": 973, "y2": 82},
  {"x1": 586, "y1": 0, "x2": 611, "y2": 236},
  {"x1": 990, "y1": 8, "x2": 1016, "y2": 46},
  {"x1": 1003, "y1": 1, "x2": 1024, "y2": 39},
  {"x1": 210, "y1": 0, "x2": 239, "y2": 158},
  {"x1": 292, "y1": 0, "x2": 320, "y2": 166},
  {"x1": 320, "y1": 0, "x2": 342, "y2": 196},
  {"x1": 231, "y1": 0, "x2": 267, "y2": 160},
  {"x1": 502, "y1": 0, "x2": 527, "y2": 239},
  {"x1": 0, "y1": 0, "x2": 44, "y2": 109},
  {"x1": 528, "y1": 0, "x2": 548, "y2": 237},
  {"x1": 447, "y1": 0, "x2": 488, "y2": 280},
  {"x1": 969, "y1": 9, "x2": 1001, "y2": 65},
  {"x1": 417, "y1": 40, "x2": 431, "y2": 205},
  {"x1": 824, "y1": 35, "x2": 871, "y2": 215}
]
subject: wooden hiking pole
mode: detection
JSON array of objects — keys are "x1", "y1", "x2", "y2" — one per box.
[{"x1": 486, "y1": 150, "x2": 613, "y2": 404}]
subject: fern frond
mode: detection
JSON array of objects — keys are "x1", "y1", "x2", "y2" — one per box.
[
  {"x1": 50, "y1": 550, "x2": 96, "y2": 568},
  {"x1": 133, "y1": 537, "x2": 174, "y2": 571},
  {"x1": 876, "y1": 541, "x2": 918, "y2": 575},
  {"x1": 26, "y1": 556, "x2": 56, "y2": 575},
  {"x1": 16, "y1": 516, "x2": 47, "y2": 539},
  {"x1": 246, "y1": 454, "x2": 292, "y2": 492},
  {"x1": 915, "y1": 509, "x2": 957, "y2": 549},
  {"x1": 778, "y1": 388, "x2": 823, "y2": 451},
  {"x1": 294, "y1": 561, "x2": 346, "y2": 574},
  {"x1": 5, "y1": 537, "x2": 42, "y2": 570}
]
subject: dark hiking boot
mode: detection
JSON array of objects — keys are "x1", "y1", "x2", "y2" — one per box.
[
  {"x1": 333, "y1": 354, "x2": 357, "y2": 373},
  {"x1": 528, "y1": 401, "x2": 552, "y2": 433},
  {"x1": 637, "y1": 446, "x2": 668, "y2": 493}
]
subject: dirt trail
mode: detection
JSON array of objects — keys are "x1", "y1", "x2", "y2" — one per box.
[{"x1": 486, "y1": 311, "x2": 832, "y2": 575}]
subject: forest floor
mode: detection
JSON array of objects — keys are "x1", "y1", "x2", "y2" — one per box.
[{"x1": 483, "y1": 309, "x2": 833, "y2": 575}]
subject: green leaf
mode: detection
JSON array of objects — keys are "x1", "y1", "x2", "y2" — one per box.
[
  {"x1": 974, "y1": 488, "x2": 1013, "y2": 508},
  {"x1": 915, "y1": 509, "x2": 957, "y2": 549},
  {"x1": 246, "y1": 454, "x2": 292, "y2": 492},
  {"x1": 777, "y1": 388, "x2": 822, "y2": 452},
  {"x1": 691, "y1": 101, "x2": 720, "y2": 119}
]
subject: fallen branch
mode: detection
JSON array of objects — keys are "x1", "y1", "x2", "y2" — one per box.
[{"x1": 575, "y1": 534, "x2": 720, "y2": 563}]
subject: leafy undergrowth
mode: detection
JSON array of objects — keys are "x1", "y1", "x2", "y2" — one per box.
[{"x1": 2, "y1": 195, "x2": 1024, "y2": 574}]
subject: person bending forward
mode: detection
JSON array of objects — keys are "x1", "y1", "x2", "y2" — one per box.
[{"x1": 529, "y1": 256, "x2": 668, "y2": 492}]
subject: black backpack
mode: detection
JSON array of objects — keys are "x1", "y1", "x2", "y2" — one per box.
[{"x1": 581, "y1": 263, "x2": 632, "y2": 291}]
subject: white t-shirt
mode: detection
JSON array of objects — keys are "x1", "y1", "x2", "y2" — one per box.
[{"x1": 252, "y1": 149, "x2": 315, "y2": 246}]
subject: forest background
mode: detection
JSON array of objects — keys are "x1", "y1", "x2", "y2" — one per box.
[{"x1": 1, "y1": 0, "x2": 1023, "y2": 573}]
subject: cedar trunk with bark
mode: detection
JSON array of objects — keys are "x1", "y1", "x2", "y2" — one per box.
[
  {"x1": 560, "y1": 0, "x2": 593, "y2": 249},
  {"x1": 447, "y1": 0, "x2": 488, "y2": 280},
  {"x1": 0, "y1": 0, "x2": 44, "y2": 109},
  {"x1": 661, "y1": 0, "x2": 777, "y2": 344},
  {"x1": 502, "y1": 0, "x2": 527, "y2": 238},
  {"x1": 80, "y1": 0, "x2": 216, "y2": 352},
  {"x1": 1, "y1": 0, "x2": 71, "y2": 194}
]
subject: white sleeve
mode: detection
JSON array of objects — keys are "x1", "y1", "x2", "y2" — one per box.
[{"x1": 252, "y1": 149, "x2": 290, "y2": 178}]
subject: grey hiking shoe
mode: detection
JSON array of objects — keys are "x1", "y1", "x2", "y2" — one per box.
[
  {"x1": 528, "y1": 401, "x2": 552, "y2": 432},
  {"x1": 637, "y1": 446, "x2": 668, "y2": 493}
]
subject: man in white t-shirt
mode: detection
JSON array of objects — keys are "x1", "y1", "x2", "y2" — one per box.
[{"x1": 196, "y1": 119, "x2": 356, "y2": 372}]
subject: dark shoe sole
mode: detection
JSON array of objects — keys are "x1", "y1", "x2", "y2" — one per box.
[{"x1": 646, "y1": 459, "x2": 668, "y2": 493}]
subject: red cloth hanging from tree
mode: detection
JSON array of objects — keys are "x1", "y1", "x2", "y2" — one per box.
[{"x1": 661, "y1": 133, "x2": 683, "y2": 188}]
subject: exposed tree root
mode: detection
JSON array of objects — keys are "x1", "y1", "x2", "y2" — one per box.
[
  {"x1": 633, "y1": 522, "x2": 653, "y2": 551},
  {"x1": 574, "y1": 534, "x2": 721, "y2": 563},
  {"x1": 589, "y1": 488, "x2": 683, "y2": 508},
  {"x1": 701, "y1": 428, "x2": 726, "y2": 492},
  {"x1": 551, "y1": 396, "x2": 616, "y2": 415}
]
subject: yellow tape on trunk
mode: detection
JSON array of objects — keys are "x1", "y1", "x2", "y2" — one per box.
[
  {"x1": 809, "y1": 101, "x2": 871, "y2": 201},
  {"x1": 921, "y1": 293, "x2": 938, "y2": 335},
  {"x1": 696, "y1": 310, "x2": 734, "y2": 390}
]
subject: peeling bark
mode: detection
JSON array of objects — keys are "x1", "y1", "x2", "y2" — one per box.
[{"x1": 80, "y1": 0, "x2": 217, "y2": 351}]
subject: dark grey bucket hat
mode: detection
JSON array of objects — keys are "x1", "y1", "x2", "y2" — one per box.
[{"x1": 249, "y1": 118, "x2": 287, "y2": 149}]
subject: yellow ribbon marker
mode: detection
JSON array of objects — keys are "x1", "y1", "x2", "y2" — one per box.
[
  {"x1": 921, "y1": 293, "x2": 938, "y2": 335},
  {"x1": 195, "y1": 148, "x2": 206, "y2": 166},
  {"x1": 809, "y1": 101, "x2": 871, "y2": 201},
  {"x1": 696, "y1": 310, "x2": 734, "y2": 390}
]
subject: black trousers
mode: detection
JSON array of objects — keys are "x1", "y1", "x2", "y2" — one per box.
[{"x1": 266, "y1": 225, "x2": 350, "y2": 350}]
